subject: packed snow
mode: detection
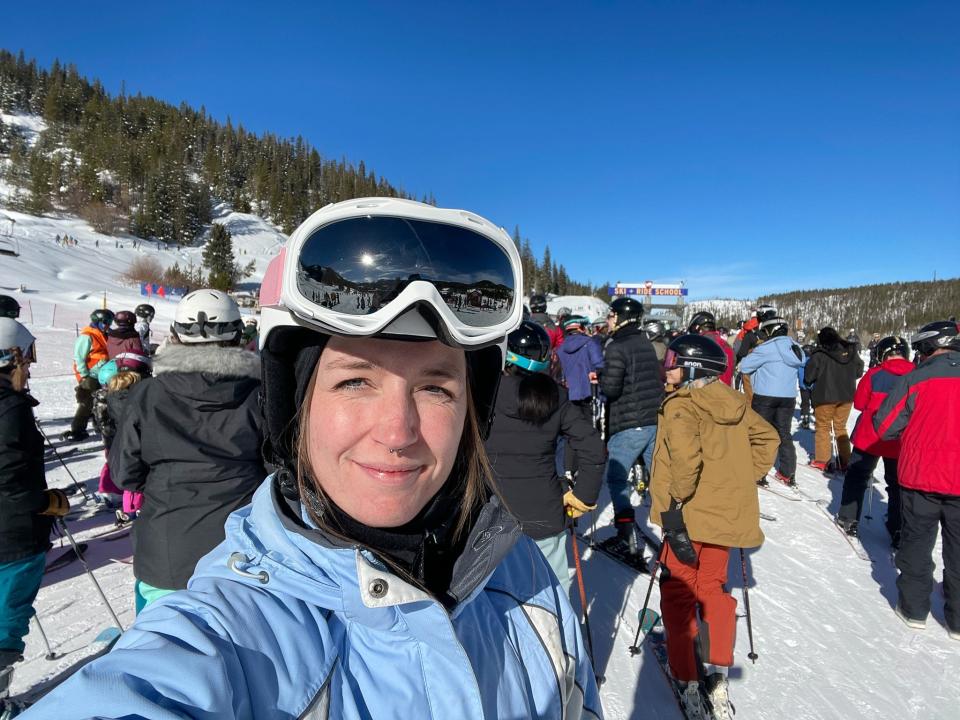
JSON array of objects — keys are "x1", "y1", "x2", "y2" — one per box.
[{"x1": 2, "y1": 218, "x2": 958, "y2": 719}]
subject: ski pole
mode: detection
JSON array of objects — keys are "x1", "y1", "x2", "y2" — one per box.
[
  {"x1": 35, "y1": 421, "x2": 93, "y2": 503},
  {"x1": 865, "y1": 474, "x2": 874, "y2": 520},
  {"x1": 739, "y1": 548, "x2": 758, "y2": 663},
  {"x1": 31, "y1": 615, "x2": 60, "y2": 660},
  {"x1": 629, "y1": 542, "x2": 666, "y2": 656},
  {"x1": 569, "y1": 524, "x2": 603, "y2": 685},
  {"x1": 55, "y1": 518, "x2": 124, "y2": 631}
]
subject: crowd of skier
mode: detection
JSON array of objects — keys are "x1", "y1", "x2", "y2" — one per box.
[{"x1": 0, "y1": 198, "x2": 958, "y2": 720}]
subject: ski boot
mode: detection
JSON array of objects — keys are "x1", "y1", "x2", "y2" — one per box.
[
  {"x1": 773, "y1": 470, "x2": 796, "y2": 487},
  {"x1": 598, "y1": 511, "x2": 646, "y2": 571},
  {"x1": 799, "y1": 414, "x2": 811, "y2": 430},
  {"x1": 756, "y1": 476, "x2": 769, "y2": 488},
  {"x1": 808, "y1": 460, "x2": 828, "y2": 473},
  {"x1": 705, "y1": 672, "x2": 734, "y2": 719},
  {"x1": 679, "y1": 681, "x2": 709, "y2": 719},
  {"x1": 836, "y1": 517, "x2": 858, "y2": 538},
  {"x1": 59, "y1": 429, "x2": 89, "y2": 443},
  {"x1": 0, "y1": 650, "x2": 21, "y2": 700}
]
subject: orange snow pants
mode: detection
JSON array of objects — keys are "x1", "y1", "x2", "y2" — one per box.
[
  {"x1": 813, "y1": 402, "x2": 852, "y2": 465},
  {"x1": 660, "y1": 542, "x2": 737, "y2": 682}
]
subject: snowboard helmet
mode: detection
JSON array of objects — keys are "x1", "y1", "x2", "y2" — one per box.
[
  {"x1": 0, "y1": 318, "x2": 36, "y2": 369},
  {"x1": 529, "y1": 294, "x2": 547, "y2": 314},
  {"x1": 0, "y1": 295, "x2": 20, "y2": 319},
  {"x1": 875, "y1": 335, "x2": 909, "y2": 363},
  {"x1": 643, "y1": 319, "x2": 666, "y2": 341},
  {"x1": 562, "y1": 315, "x2": 589, "y2": 334},
  {"x1": 135, "y1": 303, "x2": 156, "y2": 322},
  {"x1": 759, "y1": 317, "x2": 789, "y2": 339},
  {"x1": 171, "y1": 290, "x2": 244, "y2": 345},
  {"x1": 90, "y1": 309, "x2": 115, "y2": 329},
  {"x1": 663, "y1": 333, "x2": 728, "y2": 385},
  {"x1": 608, "y1": 296, "x2": 644, "y2": 327},
  {"x1": 687, "y1": 311, "x2": 716, "y2": 334},
  {"x1": 113, "y1": 310, "x2": 136, "y2": 329},
  {"x1": 911, "y1": 320, "x2": 960, "y2": 359},
  {"x1": 114, "y1": 352, "x2": 152, "y2": 376},
  {"x1": 257, "y1": 197, "x2": 523, "y2": 492},
  {"x1": 755, "y1": 304, "x2": 777, "y2": 323},
  {"x1": 506, "y1": 320, "x2": 551, "y2": 373}
]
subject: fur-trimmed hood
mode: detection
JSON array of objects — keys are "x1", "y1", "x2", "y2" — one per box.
[
  {"x1": 150, "y1": 344, "x2": 261, "y2": 409},
  {"x1": 153, "y1": 344, "x2": 260, "y2": 379}
]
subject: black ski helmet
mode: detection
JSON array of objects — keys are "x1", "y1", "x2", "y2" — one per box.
[
  {"x1": 529, "y1": 294, "x2": 547, "y2": 314},
  {"x1": 664, "y1": 333, "x2": 728, "y2": 384},
  {"x1": 759, "y1": 317, "x2": 789, "y2": 339},
  {"x1": 755, "y1": 304, "x2": 777, "y2": 323},
  {"x1": 114, "y1": 310, "x2": 136, "y2": 329},
  {"x1": 875, "y1": 335, "x2": 909, "y2": 363},
  {"x1": 505, "y1": 320, "x2": 551, "y2": 373},
  {"x1": 687, "y1": 311, "x2": 716, "y2": 334},
  {"x1": 609, "y1": 296, "x2": 644, "y2": 326},
  {"x1": 0, "y1": 295, "x2": 20, "y2": 319},
  {"x1": 135, "y1": 303, "x2": 156, "y2": 321},
  {"x1": 643, "y1": 319, "x2": 666, "y2": 341},
  {"x1": 90, "y1": 309, "x2": 115, "y2": 328},
  {"x1": 911, "y1": 320, "x2": 960, "y2": 359}
]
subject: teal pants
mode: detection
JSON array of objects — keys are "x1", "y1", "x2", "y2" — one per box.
[
  {"x1": 534, "y1": 532, "x2": 572, "y2": 595},
  {"x1": 134, "y1": 580, "x2": 175, "y2": 615},
  {"x1": 0, "y1": 552, "x2": 46, "y2": 653}
]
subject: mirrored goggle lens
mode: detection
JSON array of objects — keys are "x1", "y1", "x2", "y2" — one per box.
[
  {"x1": 663, "y1": 349, "x2": 678, "y2": 369},
  {"x1": 295, "y1": 216, "x2": 516, "y2": 328},
  {"x1": 172, "y1": 320, "x2": 242, "y2": 341}
]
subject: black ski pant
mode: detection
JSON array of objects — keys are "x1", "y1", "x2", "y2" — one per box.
[
  {"x1": 751, "y1": 394, "x2": 796, "y2": 478},
  {"x1": 895, "y1": 489, "x2": 960, "y2": 632},
  {"x1": 71, "y1": 377, "x2": 100, "y2": 434},
  {"x1": 560, "y1": 400, "x2": 594, "y2": 477},
  {"x1": 838, "y1": 449, "x2": 900, "y2": 535},
  {"x1": 799, "y1": 389, "x2": 812, "y2": 419}
]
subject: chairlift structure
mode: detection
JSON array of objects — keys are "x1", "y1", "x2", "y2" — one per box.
[{"x1": 0, "y1": 213, "x2": 19, "y2": 257}]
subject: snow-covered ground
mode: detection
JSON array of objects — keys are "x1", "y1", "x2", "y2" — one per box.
[{"x1": 4, "y1": 223, "x2": 958, "y2": 719}]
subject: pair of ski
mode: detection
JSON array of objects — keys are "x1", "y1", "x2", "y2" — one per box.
[
  {"x1": 632, "y1": 610, "x2": 725, "y2": 720},
  {"x1": 815, "y1": 501, "x2": 871, "y2": 562},
  {"x1": 577, "y1": 522, "x2": 662, "y2": 574}
]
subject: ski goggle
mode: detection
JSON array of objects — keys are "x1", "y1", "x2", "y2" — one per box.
[
  {"x1": 505, "y1": 351, "x2": 549, "y2": 374},
  {"x1": 271, "y1": 211, "x2": 522, "y2": 348},
  {"x1": 171, "y1": 317, "x2": 244, "y2": 343}
]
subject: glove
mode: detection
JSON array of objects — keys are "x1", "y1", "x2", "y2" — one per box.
[
  {"x1": 40, "y1": 488, "x2": 71, "y2": 517},
  {"x1": 78, "y1": 375, "x2": 98, "y2": 392},
  {"x1": 563, "y1": 491, "x2": 597, "y2": 519},
  {"x1": 661, "y1": 502, "x2": 698, "y2": 567}
]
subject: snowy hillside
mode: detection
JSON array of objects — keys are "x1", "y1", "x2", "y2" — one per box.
[{"x1": 684, "y1": 299, "x2": 755, "y2": 328}]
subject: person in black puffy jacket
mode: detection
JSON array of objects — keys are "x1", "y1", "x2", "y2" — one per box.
[
  {"x1": 109, "y1": 291, "x2": 265, "y2": 612},
  {"x1": 597, "y1": 297, "x2": 664, "y2": 561},
  {"x1": 485, "y1": 321, "x2": 604, "y2": 592}
]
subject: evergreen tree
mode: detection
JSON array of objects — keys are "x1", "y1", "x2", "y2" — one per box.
[{"x1": 202, "y1": 223, "x2": 235, "y2": 290}]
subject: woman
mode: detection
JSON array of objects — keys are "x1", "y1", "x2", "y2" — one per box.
[
  {"x1": 803, "y1": 327, "x2": 864, "y2": 473},
  {"x1": 485, "y1": 320, "x2": 604, "y2": 592},
  {"x1": 650, "y1": 334, "x2": 777, "y2": 720},
  {"x1": 26, "y1": 199, "x2": 601, "y2": 720}
]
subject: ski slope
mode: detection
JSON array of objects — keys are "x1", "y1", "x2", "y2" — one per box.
[{"x1": 3, "y1": 231, "x2": 958, "y2": 719}]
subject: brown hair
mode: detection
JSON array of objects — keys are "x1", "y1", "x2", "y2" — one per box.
[
  {"x1": 107, "y1": 370, "x2": 142, "y2": 393},
  {"x1": 294, "y1": 358, "x2": 493, "y2": 545}
]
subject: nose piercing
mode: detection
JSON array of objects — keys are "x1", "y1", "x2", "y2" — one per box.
[{"x1": 389, "y1": 448, "x2": 402, "y2": 455}]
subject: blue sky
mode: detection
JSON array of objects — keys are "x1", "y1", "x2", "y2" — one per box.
[{"x1": 3, "y1": 1, "x2": 958, "y2": 300}]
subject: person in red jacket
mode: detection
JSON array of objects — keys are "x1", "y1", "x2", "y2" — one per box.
[
  {"x1": 874, "y1": 320, "x2": 960, "y2": 639},
  {"x1": 836, "y1": 336, "x2": 913, "y2": 546},
  {"x1": 687, "y1": 311, "x2": 736, "y2": 386}
]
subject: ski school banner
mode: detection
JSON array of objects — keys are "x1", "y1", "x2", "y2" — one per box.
[
  {"x1": 609, "y1": 283, "x2": 688, "y2": 297},
  {"x1": 140, "y1": 283, "x2": 188, "y2": 299}
]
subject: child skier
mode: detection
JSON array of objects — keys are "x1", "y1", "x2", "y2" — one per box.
[{"x1": 650, "y1": 333, "x2": 778, "y2": 719}]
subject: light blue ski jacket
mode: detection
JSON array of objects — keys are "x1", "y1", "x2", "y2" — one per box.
[
  {"x1": 738, "y1": 336, "x2": 805, "y2": 398},
  {"x1": 26, "y1": 478, "x2": 602, "y2": 720}
]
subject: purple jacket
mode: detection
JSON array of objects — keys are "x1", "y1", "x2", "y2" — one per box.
[{"x1": 557, "y1": 333, "x2": 604, "y2": 401}]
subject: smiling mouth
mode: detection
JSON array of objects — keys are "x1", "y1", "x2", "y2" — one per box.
[{"x1": 354, "y1": 461, "x2": 423, "y2": 479}]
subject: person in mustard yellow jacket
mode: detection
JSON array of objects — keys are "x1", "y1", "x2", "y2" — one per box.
[{"x1": 650, "y1": 333, "x2": 778, "y2": 720}]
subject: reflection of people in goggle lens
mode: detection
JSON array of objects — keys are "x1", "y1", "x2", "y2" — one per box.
[{"x1": 0, "y1": 317, "x2": 37, "y2": 392}]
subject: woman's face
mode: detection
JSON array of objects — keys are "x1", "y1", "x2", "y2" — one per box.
[{"x1": 306, "y1": 335, "x2": 468, "y2": 528}]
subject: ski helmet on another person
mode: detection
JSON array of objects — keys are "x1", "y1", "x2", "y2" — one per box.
[
  {"x1": 755, "y1": 305, "x2": 777, "y2": 323},
  {"x1": 529, "y1": 294, "x2": 547, "y2": 314},
  {"x1": 114, "y1": 310, "x2": 136, "y2": 329},
  {"x1": 562, "y1": 315, "x2": 589, "y2": 334},
  {"x1": 115, "y1": 351, "x2": 153, "y2": 376},
  {"x1": 257, "y1": 197, "x2": 523, "y2": 487},
  {"x1": 135, "y1": 303, "x2": 156, "y2": 322},
  {"x1": 687, "y1": 311, "x2": 716, "y2": 334},
  {"x1": 171, "y1": 290, "x2": 244, "y2": 345},
  {"x1": 911, "y1": 320, "x2": 960, "y2": 359},
  {"x1": 505, "y1": 321, "x2": 552, "y2": 373},
  {"x1": 642, "y1": 319, "x2": 666, "y2": 341},
  {"x1": 90, "y1": 308, "x2": 115, "y2": 329},
  {"x1": 875, "y1": 336, "x2": 909, "y2": 363},
  {"x1": 759, "y1": 317, "x2": 789, "y2": 339},
  {"x1": 663, "y1": 333, "x2": 728, "y2": 385},
  {"x1": 0, "y1": 295, "x2": 21, "y2": 319},
  {"x1": 608, "y1": 296, "x2": 644, "y2": 327}
]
